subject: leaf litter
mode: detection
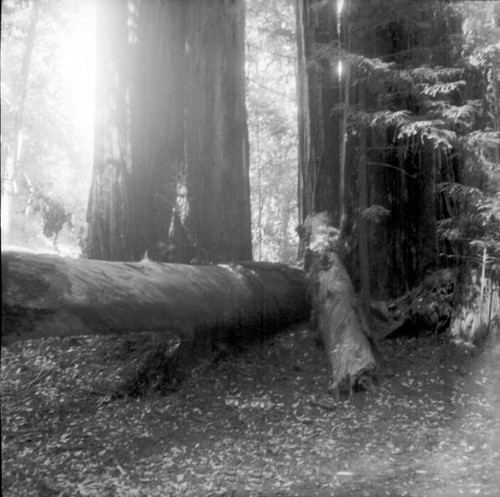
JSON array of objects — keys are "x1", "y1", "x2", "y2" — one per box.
[{"x1": 1, "y1": 325, "x2": 500, "y2": 496}]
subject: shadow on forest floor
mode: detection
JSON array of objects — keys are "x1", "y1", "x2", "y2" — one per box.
[{"x1": 1, "y1": 323, "x2": 500, "y2": 496}]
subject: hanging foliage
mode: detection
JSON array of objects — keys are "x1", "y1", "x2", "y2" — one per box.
[{"x1": 297, "y1": 0, "x2": 499, "y2": 306}]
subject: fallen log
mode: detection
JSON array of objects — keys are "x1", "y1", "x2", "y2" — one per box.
[
  {"x1": 298, "y1": 212, "x2": 377, "y2": 399},
  {"x1": 1, "y1": 252, "x2": 310, "y2": 352}
]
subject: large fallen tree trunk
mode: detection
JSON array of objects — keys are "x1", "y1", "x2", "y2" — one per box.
[
  {"x1": 1, "y1": 252, "x2": 310, "y2": 352},
  {"x1": 298, "y1": 212, "x2": 378, "y2": 399}
]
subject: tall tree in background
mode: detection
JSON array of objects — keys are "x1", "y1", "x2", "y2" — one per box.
[
  {"x1": 246, "y1": 0, "x2": 298, "y2": 263},
  {"x1": 1, "y1": 0, "x2": 95, "y2": 254},
  {"x1": 1, "y1": 0, "x2": 41, "y2": 244},
  {"x1": 85, "y1": 0, "x2": 251, "y2": 263}
]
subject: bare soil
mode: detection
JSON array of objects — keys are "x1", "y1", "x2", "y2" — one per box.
[{"x1": 2, "y1": 324, "x2": 499, "y2": 496}]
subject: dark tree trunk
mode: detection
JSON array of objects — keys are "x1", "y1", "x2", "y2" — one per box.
[
  {"x1": 129, "y1": 0, "x2": 187, "y2": 262},
  {"x1": 296, "y1": 0, "x2": 342, "y2": 225},
  {"x1": 1, "y1": 252, "x2": 309, "y2": 347},
  {"x1": 181, "y1": 0, "x2": 252, "y2": 263},
  {"x1": 357, "y1": 87, "x2": 370, "y2": 318},
  {"x1": 296, "y1": 0, "x2": 458, "y2": 299},
  {"x1": 85, "y1": 0, "x2": 251, "y2": 264}
]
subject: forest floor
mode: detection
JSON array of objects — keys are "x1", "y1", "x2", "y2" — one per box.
[{"x1": 2, "y1": 323, "x2": 500, "y2": 497}]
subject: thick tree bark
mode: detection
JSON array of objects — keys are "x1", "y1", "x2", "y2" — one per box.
[
  {"x1": 85, "y1": 0, "x2": 251, "y2": 264},
  {"x1": 181, "y1": 0, "x2": 252, "y2": 263},
  {"x1": 357, "y1": 87, "x2": 370, "y2": 319},
  {"x1": 296, "y1": 0, "x2": 342, "y2": 225},
  {"x1": 296, "y1": 1, "x2": 459, "y2": 299},
  {"x1": 1, "y1": 252, "x2": 309, "y2": 349},
  {"x1": 85, "y1": 0, "x2": 134, "y2": 261},
  {"x1": 129, "y1": 0, "x2": 187, "y2": 261}
]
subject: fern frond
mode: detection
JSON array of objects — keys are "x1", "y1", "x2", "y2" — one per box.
[
  {"x1": 347, "y1": 109, "x2": 373, "y2": 127},
  {"x1": 397, "y1": 120, "x2": 456, "y2": 149},
  {"x1": 461, "y1": 130, "x2": 500, "y2": 149},
  {"x1": 409, "y1": 66, "x2": 464, "y2": 83},
  {"x1": 477, "y1": 194, "x2": 500, "y2": 219},
  {"x1": 350, "y1": 53, "x2": 395, "y2": 77},
  {"x1": 436, "y1": 182, "x2": 482, "y2": 200},
  {"x1": 436, "y1": 219, "x2": 462, "y2": 241},
  {"x1": 426, "y1": 100, "x2": 482, "y2": 130},
  {"x1": 419, "y1": 80, "x2": 466, "y2": 98},
  {"x1": 460, "y1": 130, "x2": 500, "y2": 173},
  {"x1": 370, "y1": 110, "x2": 412, "y2": 128},
  {"x1": 359, "y1": 204, "x2": 391, "y2": 223}
]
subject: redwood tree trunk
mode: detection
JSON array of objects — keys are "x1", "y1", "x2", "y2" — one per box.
[
  {"x1": 85, "y1": 0, "x2": 134, "y2": 261},
  {"x1": 181, "y1": 0, "x2": 252, "y2": 263},
  {"x1": 296, "y1": 0, "x2": 457, "y2": 299},
  {"x1": 129, "y1": 0, "x2": 187, "y2": 261},
  {"x1": 85, "y1": 0, "x2": 251, "y2": 264},
  {"x1": 296, "y1": 0, "x2": 342, "y2": 225}
]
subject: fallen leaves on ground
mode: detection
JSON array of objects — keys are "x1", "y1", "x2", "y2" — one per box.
[{"x1": 1, "y1": 325, "x2": 499, "y2": 496}]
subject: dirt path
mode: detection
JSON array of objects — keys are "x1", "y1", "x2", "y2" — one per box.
[{"x1": 2, "y1": 325, "x2": 499, "y2": 496}]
